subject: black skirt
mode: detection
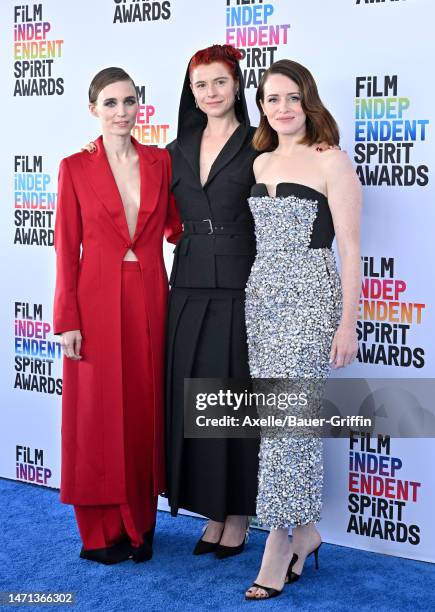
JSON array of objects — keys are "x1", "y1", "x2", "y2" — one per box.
[{"x1": 165, "y1": 287, "x2": 259, "y2": 521}]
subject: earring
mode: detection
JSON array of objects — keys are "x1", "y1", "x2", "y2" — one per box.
[
  {"x1": 195, "y1": 98, "x2": 198, "y2": 109},
  {"x1": 236, "y1": 90, "x2": 240, "y2": 101}
]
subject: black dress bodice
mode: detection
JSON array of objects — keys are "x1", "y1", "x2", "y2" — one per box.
[{"x1": 250, "y1": 183, "x2": 335, "y2": 249}]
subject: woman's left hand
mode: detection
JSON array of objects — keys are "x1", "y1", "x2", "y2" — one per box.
[{"x1": 329, "y1": 324, "x2": 358, "y2": 368}]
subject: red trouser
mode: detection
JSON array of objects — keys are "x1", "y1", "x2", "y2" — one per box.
[{"x1": 75, "y1": 261, "x2": 157, "y2": 549}]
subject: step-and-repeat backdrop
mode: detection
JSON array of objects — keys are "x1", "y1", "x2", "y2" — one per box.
[{"x1": 1, "y1": 0, "x2": 434, "y2": 562}]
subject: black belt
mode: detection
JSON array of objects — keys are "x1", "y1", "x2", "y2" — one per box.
[{"x1": 183, "y1": 219, "x2": 254, "y2": 235}]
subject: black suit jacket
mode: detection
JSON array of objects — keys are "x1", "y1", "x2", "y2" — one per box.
[
  {"x1": 167, "y1": 58, "x2": 259, "y2": 290},
  {"x1": 167, "y1": 122, "x2": 258, "y2": 289}
]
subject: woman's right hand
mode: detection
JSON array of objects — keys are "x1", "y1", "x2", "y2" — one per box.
[
  {"x1": 61, "y1": 330, "x2": 82, "y2": 360},
  {"x1": 81, "y1": 141, "x2": 97, "y2": 153}
]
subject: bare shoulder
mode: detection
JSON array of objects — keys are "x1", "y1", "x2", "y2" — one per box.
[
  {"x1": 317, "y1": 147, "x2": 354, "y2": 175},
  {"x1": 320, "y1": 148, "x2": 362, "y2": 203},
  {"x1": 253, "y1": 151, "x2": 272, "y2": 177}
]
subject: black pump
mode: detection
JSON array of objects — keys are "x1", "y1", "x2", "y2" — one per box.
[
  {"x1": 215, "y1": 520, "x2": 250, "y2": 559},
  {"x1": 193, "y1": 523, "x2": 223, "y2": 556}
]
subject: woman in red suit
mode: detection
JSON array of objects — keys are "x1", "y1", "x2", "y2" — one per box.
[{"x1": 53, "y1": 67, "x2": 182, "y2": 564}]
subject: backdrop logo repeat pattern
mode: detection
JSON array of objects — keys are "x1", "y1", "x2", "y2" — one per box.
[
  {"x1": 15, "y1": 445, "x2": 53, "y2": 486},
  {"x1": 13, "y1": 3, "x2": 64, "y2": 96},
  {"x1": 14, "y1": 302, "x2": 62, "y2": 395},
  {"x1": 357, "y1": 257, "x2": 425, "y2": 368},
  {"x1": 112, "y1": 0, "x2": 171, "y2": 24},
  {"x1": 14, "y1": 155, "x2": 57, "y2": 247},
  {"x1": 347, "y1": 432, "x2": 421, "y2": 545},
  {"x1": 132, "y1": 85, "x2": 170, "y2": 146},
  {"x1": 354, "y1": 75, "x2": 430, "y2": 186},
  {"x1": 225, "y1": 0, "x2": 290, "y2": 88}
]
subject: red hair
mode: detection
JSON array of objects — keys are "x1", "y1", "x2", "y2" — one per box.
[{"x1": 189, "y1": 44, "x2": 243, "y2": 79}]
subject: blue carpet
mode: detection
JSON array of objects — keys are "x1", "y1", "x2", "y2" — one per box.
[{"x1": 0, "y1": 478, "x2": 433, "y2": 611}]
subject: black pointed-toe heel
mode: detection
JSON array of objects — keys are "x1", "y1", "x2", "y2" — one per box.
[
  {"x1": 79, "y1": 536, "x2": 132, "y2": 565},
  {"x1": 193, "y1": 523, "x2": 223, "y2": 556},
  {"x1": 215, "y1": 522, "x2": 250, "y2": 559},
  {"x1": 287, "y1": 543, "x2": 321, "y2": 583},
  {"x1": 131, "y1": 524, "x2": 156, "y2": 563}
]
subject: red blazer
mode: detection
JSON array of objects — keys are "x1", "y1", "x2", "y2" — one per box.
[{"x1": 53, "y1": 136, "x2": 182, "y2": 505}]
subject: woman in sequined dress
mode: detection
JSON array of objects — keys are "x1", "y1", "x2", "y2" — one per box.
[{"x1": 244, "y1": 60, "x2": 361, "y2": 600}]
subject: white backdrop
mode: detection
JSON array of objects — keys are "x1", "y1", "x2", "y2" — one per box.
[{"x1": 1, "y1": 0, "x2": 434, "y2": 563}]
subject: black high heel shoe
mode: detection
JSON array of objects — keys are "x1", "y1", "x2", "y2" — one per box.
[
  {"x1": 193, "y1": 522, "x2": 224, "y2": 555},
  {"x1": 215, "y1": 519, "x2": 250, "y2": 559},
  {"x1": 245, "y1": 552, "x2": 298, "y2": 601},
  {"x1": 287, "y1": 543, "x2": 321, "y2": 583},
  {"x1": 245, "y1": 582, "x2": 283, "y2": 601}
]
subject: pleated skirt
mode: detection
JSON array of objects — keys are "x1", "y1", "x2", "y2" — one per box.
[{"x1": 165, "y1": 287, "x2": 259, "y2": 521}]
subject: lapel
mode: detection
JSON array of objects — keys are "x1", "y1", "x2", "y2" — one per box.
[
  {"x1": 178, "y1": 126, "x2": 202, "y2": 183},
  {"x1": 203, "y1": 123, "x2": 248, "y2": 188},
  {"x1": 133, "y1": 141, "x2": 162, "y2": 243},
  {"x1": 178, "y1": 122, "x2": 249, "y2": 190},
  {"x1": 175, "y1": 63, "x2": 252, "y2": 191},
  {"x1": 81, "y1": 135, "x2": 162, "y2": 244}
]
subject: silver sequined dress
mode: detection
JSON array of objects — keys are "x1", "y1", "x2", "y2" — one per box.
[{"x1": 245, "y1": 183, "x2": 342, "y2": 529}]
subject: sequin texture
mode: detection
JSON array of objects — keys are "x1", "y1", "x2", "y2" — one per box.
[{"x1": 245, "y1": 191, "x2": 342, "y2": 529}]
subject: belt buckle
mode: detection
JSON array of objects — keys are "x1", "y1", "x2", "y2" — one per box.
[{"x1": 202, "y1": 218, "x2": 214, "y2": 234}]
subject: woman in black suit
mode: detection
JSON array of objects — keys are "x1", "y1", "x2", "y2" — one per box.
[{"x1": 166, "y1": 44, "x2": 259, "y2": 556}]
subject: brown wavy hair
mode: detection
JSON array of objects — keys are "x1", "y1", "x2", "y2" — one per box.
[{"x1": 252, "y1": 59, "x2": 339, "y2": 151}]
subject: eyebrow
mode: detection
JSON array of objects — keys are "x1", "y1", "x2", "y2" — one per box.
[
  {"x1": 103, "y1": 96, "x2": 136, "y2": 103},
  {"x1": 266, "y1": 91, "x2": 300, "y2": 96},
  {"x1": 194, "y1": 76, "x2": 230, "y2": 85}
]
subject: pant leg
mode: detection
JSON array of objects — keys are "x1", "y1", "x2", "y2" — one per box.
[
  {"x1": 74, "y1": 505, "x2": 126, "y2": 549},
  {"x1": 120, "y1": 261, "x2": 158, "y2": 546},
  {"x1": 73, "y1": 263, "x2": 158, "y2": 551}
]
